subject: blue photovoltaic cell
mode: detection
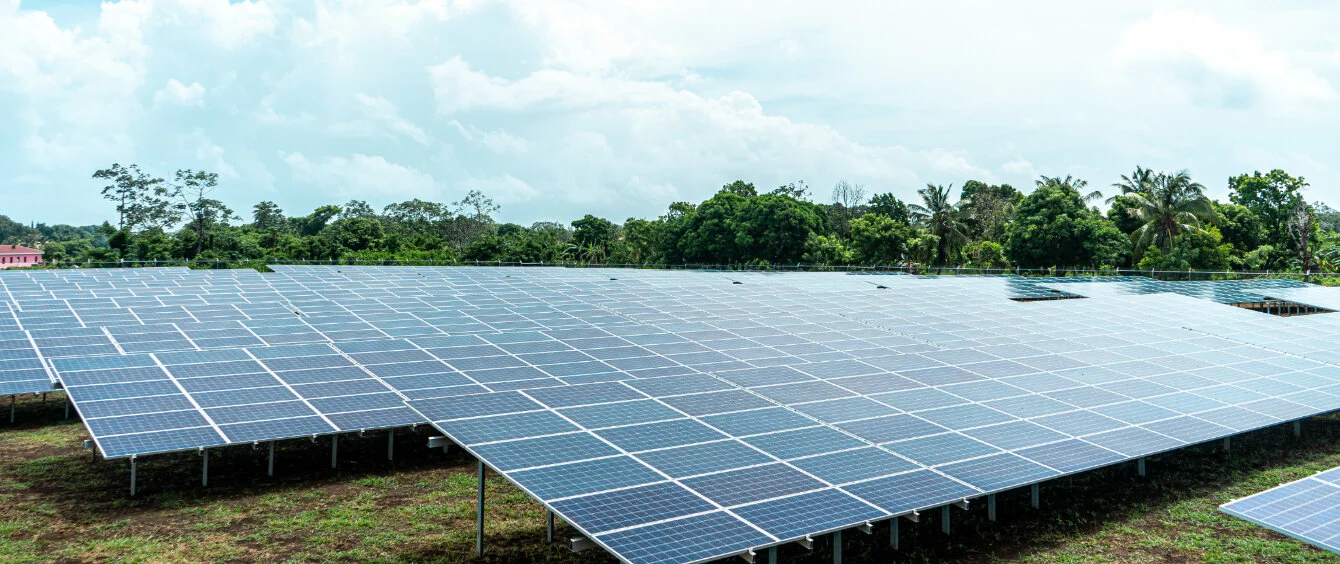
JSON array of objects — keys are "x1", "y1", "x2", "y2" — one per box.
[
  {"x1": 559, "y1": 399, "x2": 682, "y2": 429},
  {"x1": 597, "y1": 511, "x2": 772, "y2": 564},
  {"x1": 885, "y1": 433, "x2": 1000, "y2": 466},
  {"x1": 700, "y1": 408, "x2": 814, "y2": 436},
  {"x1": 938, "y1": 453, "x2": 1059, "y2": 492},
  {"x1": 551, "y1": 482, "x2": 715, "y2": 534},
  {"x1": 96, "y1": 426, "x2": 227, "y2": 457},
  {"x1": 1222, "y1": 468, "x2": 1340, "y2": 554},
  {"x1": 510, "y1": 456, "x2": 665, "y2": 500},
  {"x1": 471, "y1": 432, "x2": 621, "y2": 471},
  {"x1": 439, "y1": 410, "x2": 579, "y2": 444},
  {"x1": 681, "y1": 463, "x2": 824, "y2": 507},
  {"x1": 788, "y1": 447, "x2": 919, "y2": 485},
  {"x1": 844, "y1": 470, "x2": 981, "y2": 514},
  {"x1": 635, "y1": 440, "x2": 774, "y2": 478},
  {"x1": 1016, "y1": 439, "x2": 1125, "y2": 473},
  {"x1": 661, "y1": 390, "x2": 776, "y2": 416},
  {"x1": 595, "y1": 419, "x2": 725, "y2": 453},
  {"x1": 411, "y1": 391, "x2": 542, "y2": 420},
  {"x1": 742, "y1": 426, "x2": 866, "y2": 460},
  {"x1": 734, "y1": 488, "x2": 885, "y2": 539}
]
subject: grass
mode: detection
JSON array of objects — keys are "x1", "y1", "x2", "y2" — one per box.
[{"x1": 2, "y1": 394, "x2": 1340, "y2": 563}]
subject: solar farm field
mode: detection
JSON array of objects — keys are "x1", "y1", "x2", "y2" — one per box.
[
  {"x1": 3, "y1": 266, "x2": 1340, "y2": 563},
  {"x1": 4, "y1": 394, "x2": 1340, "y2": 563}
]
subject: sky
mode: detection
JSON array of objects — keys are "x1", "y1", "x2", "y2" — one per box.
[{"x1": 2, "y1": 0, "x2": 1339, "y2": 228}]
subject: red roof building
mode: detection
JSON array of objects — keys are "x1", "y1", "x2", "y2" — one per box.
[{"x1": 0, "y1": 245, "x2": 42, "y2": 269}]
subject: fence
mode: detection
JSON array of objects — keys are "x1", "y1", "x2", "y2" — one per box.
[{"x1": 22, "y1": 258, "x2": 1334, "y2": 284}]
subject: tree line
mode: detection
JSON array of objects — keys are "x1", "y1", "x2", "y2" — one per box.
[{"x1": 1, "y1": 163, "x2": 1338, "y2": 273}]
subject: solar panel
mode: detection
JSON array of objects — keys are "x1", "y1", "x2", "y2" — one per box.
[
  {"x1": 1221, "y1": 467, "x2": 1340, "y2": 553},
  {"x1": 10, "y1": 265, "x2": 1340, "y2": 563}
]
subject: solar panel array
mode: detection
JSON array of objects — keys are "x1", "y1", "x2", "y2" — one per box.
[
  {"x1": 4, "y1": 266, "x2": 1340, "y2": 563},
  {"x1": 1221, "y1": 468, "x2": 1340, "y2": 553}
]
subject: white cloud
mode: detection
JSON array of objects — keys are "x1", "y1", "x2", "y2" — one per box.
[
  {"x1": 155, "y1": 78, "x2": 206, "y2": 107},
  {"x1": 160, "y1": 0, "x2": 276, "y2": 49},
  {"x1": 281, "y1": 152, "x2": 442, "y2": 201},
  {"x1": 449, "y1": 121, "x2": 529, "y2": 155},
  {"x1": 329, "y1": 93, "x2": 430, "y2": 145},
  {"x1": 4, "y1": 1, "x2": 1340, "y2": 226},
  {"x1": 1115, "y1": 9, "x2": 1336, "y2": 109},
  {"x1": 1002, "y1": 158, "x2": 1037, "y2": 178},
  {"x1": 462, "y1": 174, "x2": 539, "y2": 205},
  {"x1": 181, "y1": 130, "x2": 237, "y2": 177}
]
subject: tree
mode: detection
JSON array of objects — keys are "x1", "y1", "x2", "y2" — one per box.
[
  {"x1": 867, "y1": 193, "x2": 911, "y2": 224},
  {"x1": 1286, "y1": 198, "x2": 1318, "y2": 276},
  {"x1": 620, "y1": 218, "x2": 662, "y2": 264},
  {"x1": 1004, "y1": 178, "x2": 1129, "y2": 268},
  {"x1": 1137, "y1": 226, "x2": 1233, "y2": 272},
  {"x1": 342, "y1": 200, "x2": 377, "y2": 219},
  {"x1": 1125, "y1": 170, "x2": 1216, "y2": 257},
  {"x1": 571, "y1": 215, "x2": 618, "y2": 249},
  {"x1": 721, "y1": 180, "x2": 757, "y2": 197},
  {"x1": 327, "y1": 217, "x2": 384, "y2": 251},
  {"x1": 769, "y1": 181, "x2": 809, "y2": 200},
  {"x1": 293, "y1": 205, "x2": 342, "y2": 237},
  {"x1": 1315, "y1": 202, "x2": 1340, "y2": 233},
  {"x1": 1229, "y1": 169, "x2": 1307, "y2": 251},
  {"x1": 1211, "y1": 202, "x2": 1264, "y2": 261},
  {"x1": 93, "y1": 163, "x2": 178, "y2": 231},
  {"x1": 960, "y1": 241, "x2": 1009, "y2": 269},
  {"x1": 446, "y1": 190, "x2": 499, "y2": 250},
  {"x1": 1038, "y1": 174, "x2": 1102, "y2": 203},
  {"x1": 829, "y1": 180, "x2": 867, "y2": 238},
  {"x1": 959, "y1": 182, "x2": 1021, "y2": 242},
  {"x1": 908, "y1": 184, "x2": 968, "y2": 265},
  {"x1": 252, "y1": 201, "x2": 287, "y2": 235},
  {"x1": 173, "y1": 169, "x2": 234, "y2": 257},
  {"x1": 663, "y1": 188, "x2": 827, "y2": 264},
  {"x1": 801, "y1": 234, "x2": 853, "y2": 265},
  {"x1": 1108, "y1": 166, "x2": 1157, "y2": 204},
  {"x1": 849, "y1": 213, "x2": 912, "y2": 265}
]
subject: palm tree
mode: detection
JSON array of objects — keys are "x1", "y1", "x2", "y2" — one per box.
[
  {"x1": 1038, "y1": 174, "x2": 1103, "y2": 204},
  {"x1": 909, "y1": 183, "x2": 969, "y2": 265},
  {"x1": 1108, "y1": 166, "x2": 1157, "y2": 204},
  {"x1": 1126, "y1": 170, "x2": 1216, "y2": 253}
]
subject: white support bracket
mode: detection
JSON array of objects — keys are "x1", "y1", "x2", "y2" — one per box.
[
  {"x1": 858, "y1": 521, "x2": 874, "y2": 535},
  {"x1": 737, "y1": 549, "x2": 756, "y2": 562},
  {"x1": 902, "y1": 510, "x2": 920, "y2": 523},
  {"x1": 953, "y1": 499, "x2": 970, "y2": 510},
  {"x1": 428, "y1": 436, "x2": 451, "y2": 452},
  {"x1": 570, "y1": 537, "x2": 596, "y2": 553},
  {"x1": 794, "y1": 535, "x2": 814, "y2": 550}
]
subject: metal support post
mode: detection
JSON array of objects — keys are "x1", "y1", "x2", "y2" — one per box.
[
  {"x1": 130, "y1": 456, "x2": 137, "y2": 497},
  {"x1": 832, "y1": 530, "x2": 841, "y2": 564},
  {"x1": 202, "y1": 449, "x2": 209, "y2": 487},
  {"x1": 1295, "y1": 421, "x2": 1302, "y2": 438},
  {"x1": 988, "y1": 493, "x2": 996, "y2": 521},
  {"x1": 1138, "y1": 458, "x2": 1146, "y2": 477},
  {"x1": 1031, "y1": 484, "x2": 1039, "y2": 509},
  {"x1": 387, "y1": 429, "x2": 395, "y2": 461},
  {"x1": 64, "y1": 394, "x2": 70, "y2": 419},
  {"x1": 547, "y1": 510, "x2": 554, "y2": 543},
  {"x1": 890, "y1": 518, "x2": 899, "y2": 550},
  {"x1": 8, "y1": 395, "x2": 13, "y2": 423},
  {"x1": 476, "y1": 460, "x2": 486, "y2": 556},
  {"x1": 1223, "y1": 437, "x2": 1231, "y2": 453},
  {"x1": 267, "y1": 442, "x2": 275, "y2": 477},
  {"x1": 768, "y1": 546, "x2": 777, "y2": 564},
  {"x1": 331, "y1": 435, "x2": 338, "y2": 469}
]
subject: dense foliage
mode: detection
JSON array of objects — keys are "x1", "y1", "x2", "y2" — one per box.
[{"x1": 3, "y1": 164, "x2": 1338, "y2": 273}]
